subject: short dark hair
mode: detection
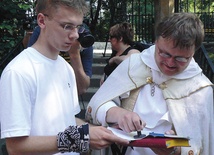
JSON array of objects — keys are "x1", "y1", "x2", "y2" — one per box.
[
  {"x1": 109, "y1": 22, "x2": 134, "y2": 45},
  {"x1": 155, "y1": 13, "x2": 204, "y2": 50}
]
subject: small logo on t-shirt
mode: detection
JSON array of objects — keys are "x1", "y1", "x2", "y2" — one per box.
[{"x1": 68, "y1": 83, "x2": 71, "y2": 88}]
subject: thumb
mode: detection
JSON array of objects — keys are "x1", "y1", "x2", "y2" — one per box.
[{"x1": 165, "y1": 130, "x2": 175, "y2": 135}]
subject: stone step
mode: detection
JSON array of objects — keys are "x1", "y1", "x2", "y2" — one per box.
[
  {"x1": 93, "y1": 56, "x2": 108, "y2": 64},
  {"x1": 81, "y1": 87, "x2": 98, "y2": 102},
  {"x1": 92, "y1": 63, "x2": 106, "y2": 75},
  {"x1": 90, "y1": 74, "x2": 102, "y2": 87}
]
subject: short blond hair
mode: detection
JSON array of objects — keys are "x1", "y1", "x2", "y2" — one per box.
[{"x1": 36, "y1": 0, "x2": 89, "y2": 18}]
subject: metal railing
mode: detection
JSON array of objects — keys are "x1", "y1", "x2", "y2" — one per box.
[{"x1": 194, "y1": 44, "x2": 214, "y2": 83}]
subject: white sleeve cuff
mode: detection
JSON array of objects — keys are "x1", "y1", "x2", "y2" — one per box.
[{"x1": 97, "y1": 101, "x2": 117, "y2": 126}]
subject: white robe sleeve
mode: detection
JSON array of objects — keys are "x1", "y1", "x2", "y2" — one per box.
[{"x1": 96, "y1": 101, "x2": 117, "y2": 126}]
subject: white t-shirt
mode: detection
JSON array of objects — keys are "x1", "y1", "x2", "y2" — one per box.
[{"x1": 0, "y1": 47, "x2": 80, "y2": 155}]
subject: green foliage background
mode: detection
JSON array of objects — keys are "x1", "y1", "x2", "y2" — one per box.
[
  {"x1": 0, "y1": 0, "x2": 34, "y2": 53},
  {"x1": 0, "y1": 0, "x2": 213, "y2": 57}
]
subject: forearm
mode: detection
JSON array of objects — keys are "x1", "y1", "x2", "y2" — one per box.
[
  {"x1": 6, "y1": 136, "x2": 58, "y2": 155},
  {"x1": 70, "y1": 53, "x2": 90, "y2": 95},
  {"x1": 106, "y1": 106, "x2": 127, "y2": 124},
  {"x1": 110, "y1": 49, "x2": 140, "y2": 65},
  {"x1": 109, "y1": 56, "x2": 125, "y2": 65},
  {"x1": 7, "y1": 123, "x2": 91, "y2": 155}
]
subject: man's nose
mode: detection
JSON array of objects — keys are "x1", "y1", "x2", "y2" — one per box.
[
  {"x1": 69, "y1": 29, "x2": 79, "y2": 40},
  {"x1": 167, "y1": 57, "x2": 176, "y2": 67}
]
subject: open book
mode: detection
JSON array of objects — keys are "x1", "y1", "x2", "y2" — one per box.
[{"x1": 108, "y1": 127, "x2": 190, "y2": 148}]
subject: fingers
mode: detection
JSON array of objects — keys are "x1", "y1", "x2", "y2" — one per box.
[
  {"x1": 68, "y1": 40, "x2": 81, "y2": 55},
  {"x1": 107, "y1": 134, "x2": 129, "y2": 146},
  {"x1": 133, "y1": 119, "x2": 146, "y2": 131},
  {"x1": 72, "y1": 40, "x2": 81, "y2": 48},
  {"x1": 107, "y1": 107, "x2": 146, "y2": 133},
  {"x1": 118, "y1": 111, "x2": 145, "y2": 133},
  {"x1": 89, "y1": 126, "x2": 129, "y2": 150},
  {"x1": 165, "y1": 130, "x2": 175, "y2": 135}
]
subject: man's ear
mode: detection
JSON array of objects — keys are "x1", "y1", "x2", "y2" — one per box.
[
  {"x1": 37, "y1": 13, "x2": 46, "y2": 28},
  {"x1": 119, "y1": 37, "x2": 123, "y2": 42}
]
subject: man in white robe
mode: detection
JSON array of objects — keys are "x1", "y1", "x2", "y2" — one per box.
[{"x1": 86, "y1": 13, "x2": 213, "y2": 155}]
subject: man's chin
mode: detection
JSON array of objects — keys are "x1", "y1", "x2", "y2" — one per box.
[
  {"x1": 161, "y1": 69, "x2": 178, "y2": 76},
  {"x1": 61, "y1": 46, "x2": 71, "y2": 52}
]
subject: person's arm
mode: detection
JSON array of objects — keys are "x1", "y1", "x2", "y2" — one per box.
[
  {"x1": 6, "y1": 124, "x2": 129, "y2": 155},
  {"x1": 75, "y1": 117, "x2": 129, "y2": 150},
  {"x1": 89, "y1": 125, "x2": 129, "y2": 150},
  {"x1": 68, "y1": 41, "x2": 91, "y2": 95},
  {"x1": 6, "y1": 136, "x2": 58, "y2": 155},
  {"x1": 109, "y1": 49, "x2": 140, "y2": 65}
]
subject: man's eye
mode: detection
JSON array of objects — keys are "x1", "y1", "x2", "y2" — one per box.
[
  {"x1": 163, "y1": 53, "x2": 171, "y2": 57},
  {"x1": 160, "y1": 52, "x2": 170, "y2": 58},
  {"x1": 64, "y1": 24, "x2": 74, "y2": 30}
]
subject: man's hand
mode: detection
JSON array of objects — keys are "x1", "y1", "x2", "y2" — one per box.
[
  {"x1": 106, "y1": 107, "x2": 146, "y2": 133},
  {"x1": 89, "y1": 126, "x2": 129, "y2": 150},
  {"x1": 68, "y1": 40, "x2": 81, "y2": 56}
]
